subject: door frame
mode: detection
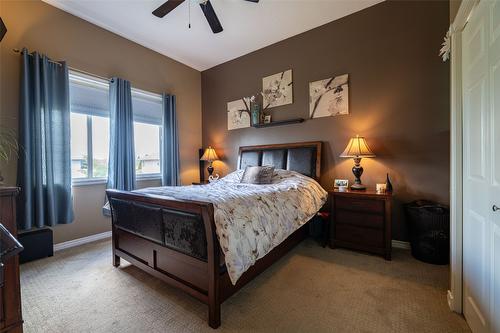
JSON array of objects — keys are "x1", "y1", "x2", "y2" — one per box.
[{"x1": 449, "y1": 0, "x2": 479, "y2": 314}]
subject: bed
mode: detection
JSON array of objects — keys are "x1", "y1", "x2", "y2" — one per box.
[{"x1": 106, "y1": 141, "x2": 325, "y2": 328}]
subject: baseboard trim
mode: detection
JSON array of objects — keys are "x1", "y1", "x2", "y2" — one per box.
[
  {"x1": 392, "y1": 240, "x2": 411, "y2": 250},
  {"x1": 447, "y1": 290, "x2": 454, "y2": 310},
  {"x1": 53, "y1": 233, "x2": 409, "y2": 252},
  {"x1": 53, "y1": 231, "x2": 112, "y2": 252}
]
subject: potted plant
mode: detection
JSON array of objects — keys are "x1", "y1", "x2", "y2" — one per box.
[{"x1": 0, "y1": 125, "x2": 18, "y2": 185}]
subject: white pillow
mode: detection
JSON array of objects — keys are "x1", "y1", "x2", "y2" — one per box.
[{"x1": 240, "y1": 166, "x2": 275, "y2": 184}]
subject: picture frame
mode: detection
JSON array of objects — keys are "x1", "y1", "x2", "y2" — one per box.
[
  {"x1": 334, "y1": 179, "x2": 349, "y2": 188},
  {"x1": 309, "y1": 74, "x2": 349, "y2": 119},
  {"x1": 227, "y1": 99, "x2": 251, "y2": 130},
  {"x1": 262, "y1": 69, "x2": 293, "y2": 108}
]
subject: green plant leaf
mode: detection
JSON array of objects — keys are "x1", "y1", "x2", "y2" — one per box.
[{"x1": 0, "y1": 125, "x2": 19, "y2": 163}]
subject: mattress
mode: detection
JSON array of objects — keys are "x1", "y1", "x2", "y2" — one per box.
[{"x1": 136, "y1": 169, "x2": 328, "y2": 284}]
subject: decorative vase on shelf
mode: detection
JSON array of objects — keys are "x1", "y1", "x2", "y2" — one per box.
[
  {"x1": 251, "y1": 103, "x2": 260, "y2": 126},
  {"x1": 385, "y1": 173, "x2": 393, "y2": 192}
]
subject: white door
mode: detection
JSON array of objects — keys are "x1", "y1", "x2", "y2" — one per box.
[
  {"x1": 489, "y1": 1, "x2": 500, "y2": 332},
  {"x1": 462, "y1": 1, "x2": 500, "y2": 333}
]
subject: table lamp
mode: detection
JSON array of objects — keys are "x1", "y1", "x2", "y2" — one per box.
[
  {"x1": 340, "y1": 135, "x2": 375, "y2": 190},
  {"x1": 200, "y1": 146, "x2": 219, "y2": 178}
]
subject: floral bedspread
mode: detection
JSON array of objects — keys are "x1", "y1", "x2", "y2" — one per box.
[{"x1": 136, "y1": 169, "x2": 328, "y2": 284}]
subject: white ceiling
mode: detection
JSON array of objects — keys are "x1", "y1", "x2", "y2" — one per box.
[{"x1": 43, "y1": 0, "x2": 384, "y2": 71}]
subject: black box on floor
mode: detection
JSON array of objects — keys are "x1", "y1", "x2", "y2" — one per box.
[{"x1": 18, "y1": 228, "x2": 53, "y2": 264}]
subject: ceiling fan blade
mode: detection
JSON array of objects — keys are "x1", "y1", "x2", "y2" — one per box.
[
  {"x1": 152, "y1": 0, "x2": 185, "y2": 18},
  {"x1": 200, "y1": 0, "x2": 223, "y2": 34},
  {"x1": 244, "y1": 0, "x2": 259, "y2": 2}
]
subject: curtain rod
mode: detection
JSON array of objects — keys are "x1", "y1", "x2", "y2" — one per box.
[{"x1": 12, "y1": 48, "x2": 111, "y2": 82}]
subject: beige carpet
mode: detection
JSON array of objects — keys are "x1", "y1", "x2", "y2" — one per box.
[{"x1": 20, "y1": 239, "x2": 469, "y2": 333}]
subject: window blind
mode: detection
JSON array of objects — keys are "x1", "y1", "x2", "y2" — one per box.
[
  {"x1": 132, "y1": 88, "x2": 163, "y2": 125},
  {"x1": 69, "y1": 71, "x2": 163, "y2": 125},
  {"x1": 69, "y1": 71, "x2": 109, "y2": 118}
]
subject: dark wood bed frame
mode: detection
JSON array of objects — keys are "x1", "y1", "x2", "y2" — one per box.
[{"x1": 106, "y1": 141, "x2": 322, "y2": 328}]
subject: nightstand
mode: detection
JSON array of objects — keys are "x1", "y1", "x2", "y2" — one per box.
[{"x1": 329, "y1": 189, "x2": 392, "y2": 260}]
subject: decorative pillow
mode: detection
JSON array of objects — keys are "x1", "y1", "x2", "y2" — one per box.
[{"x1": 240, "y1": 166, "x2": 275, "y2": 184}]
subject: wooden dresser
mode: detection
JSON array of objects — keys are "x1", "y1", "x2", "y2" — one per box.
[
  {"x1": 0, "y1": 187, "x2": 23, "y2": 333},
  {"x1": 329, "y1": 189, "x2": 392, "y2": 260}
]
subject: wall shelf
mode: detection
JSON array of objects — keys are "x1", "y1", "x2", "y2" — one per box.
[{"x1": 252, "y1": 118, "x2": 304, "y2": 128}]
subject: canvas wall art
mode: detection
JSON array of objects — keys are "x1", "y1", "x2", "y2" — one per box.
[
  {"x1": 309, "y1": 74, "x2": 349, "y2": 119},
  {"x1": 227, "y1": 99, "x2": 251, "y2": 130},
  {"x1": 262, "y1": 69, "x2": 293, "y2": 108}
]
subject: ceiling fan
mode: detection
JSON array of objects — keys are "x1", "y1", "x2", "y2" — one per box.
[{"x1": 152, "y1": 0, "x2": 259, "y2": 34}]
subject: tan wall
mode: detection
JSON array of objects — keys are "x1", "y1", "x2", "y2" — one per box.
[
  {"x1": 202, "y1": 1, "x2": 450, "y2": 241},
  {"x1": 54, "y1": 179, "x2": 160, "y2": 244},
  {"x1": 0, "y1": 0, "x2": 202, "y2": 243}
]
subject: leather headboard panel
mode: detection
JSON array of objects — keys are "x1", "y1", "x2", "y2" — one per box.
[
  {"x1": 262, "y1": 149, "x2": 286, "y2": 170},
  {"x1": 238, "y1": 142, "x2": 322, "y2": 179},
  {"x1": 240, "y1": 151, "x2": 261, "y2": 169},
  {"x1": 287, "y1": 147, "x2": 315, "y2": 178}
]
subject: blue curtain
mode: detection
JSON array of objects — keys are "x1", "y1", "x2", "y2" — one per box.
[
  {"x1": 161, "y1": 94, "x2": 180, "y2": 186},
  {"x1": 17, "y1": 49, "x2": 73, "y2": 230},
  {"x1": 106, "y1": 78, "x2": 136, "y2": 191}
]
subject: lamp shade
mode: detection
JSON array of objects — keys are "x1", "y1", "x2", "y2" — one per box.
[
  {"x1": 340, "y1": 135, "x2": 375, "y2": 158},
  {"x1": 200, "y1": 146, "x2": 219, "y2": 162}
]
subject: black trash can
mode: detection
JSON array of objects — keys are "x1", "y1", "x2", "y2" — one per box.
[{"x1": 404, "y1": 200, "x2": 450, "y2": 265}]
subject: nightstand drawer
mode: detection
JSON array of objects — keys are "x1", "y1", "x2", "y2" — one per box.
[
  {"x1": 335, "y1": 224, "x2": 384, "y2": 248},
  {"x1": 335, "y1": 196, "x2": 384, "y2": 214},
  {"x1": 335, "y1": 210, "x2": 384, "y2": 229}
]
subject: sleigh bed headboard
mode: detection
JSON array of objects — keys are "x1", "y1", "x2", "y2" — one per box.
[{"x1": 238, "y1": 141, "x2": 322, "y2": 180}]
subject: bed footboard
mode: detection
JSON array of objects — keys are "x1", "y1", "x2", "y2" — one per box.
[
  {"x1": 106, "y1": 189, "x2": 221, "y2": 328},
  {"x1": 110, "y1": 197, "x2": 208, "y2": 261},
  {"x1": 106, "y1": 188, "x2": 310, "y2": 329}
]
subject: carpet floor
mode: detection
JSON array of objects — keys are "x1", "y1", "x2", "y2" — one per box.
[{"x1": 20, "y1": 239, "x2": 470, "y2": 333}]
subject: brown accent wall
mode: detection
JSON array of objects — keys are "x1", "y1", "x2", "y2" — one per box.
[
  {"x1": 202, "y1": 1, "x2": 450, "y2": 241},
  {"x1": 0, "y1": 0, "x2": 202, "y2": 243}
]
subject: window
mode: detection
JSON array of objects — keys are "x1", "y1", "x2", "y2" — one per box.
[
  {"x1": 91, "y1": 116, "x2": 110, "y2": 178},
  {"x1": 70, "y1": 113, "x2": 88, "y2": 178},
  {"x1": 132, "y1": 89, "x2": 163, "y2": 177},
  {"x1": 134, "y1": 122, "x2": 161, "y2": 175},
  {"x1": 69, "y1": 72, "x2": 109, "y2": 182},
  {"x1": 69, "y1": 71, "x2": 163, "y2": 184}
]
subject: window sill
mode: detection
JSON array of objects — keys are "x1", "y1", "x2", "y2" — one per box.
[
  {"x1": 71, "y1": 175, "x2": 161, "y2": 187},
  {"x1": 72, "y1": 178, "x2": 107, "y2": 187},
  {"x1": 136, "y1": 174, "x2": 162, "y2": 182}
]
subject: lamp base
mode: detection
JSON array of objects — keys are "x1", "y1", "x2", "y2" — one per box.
[
  {"x1": 350, "y1": 183, "x2": 366, "y2": 190},
  {"x1": 207, "y1": 163, "x2": 214, "y2": 177},
  {"x1": 351, "y1": 157, "x2": 366, "y2": 191}
]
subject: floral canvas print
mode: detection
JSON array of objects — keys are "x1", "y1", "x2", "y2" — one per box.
[
  {"x1": 227, "y1": 99, "x2": 251, "y2": 130},
  {"x1": 262, "y1": 69, "x2": 293, "y2": 108},
  {"x1": 309, "y1": 74, "x2": 349, "y2": 119}
]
